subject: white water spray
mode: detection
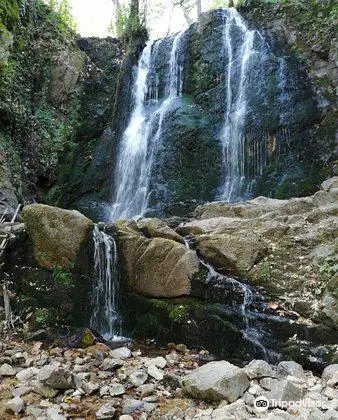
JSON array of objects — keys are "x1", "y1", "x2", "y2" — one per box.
[
  {"x1": 111, "y1": 32, "x2": 185, "y2": 221},
  {"x1": 91, "y1": 226, "x2": 121, "y2": 340},
  {"x1": 219, "y1": 8, "x2": 259, "y2": 202}
]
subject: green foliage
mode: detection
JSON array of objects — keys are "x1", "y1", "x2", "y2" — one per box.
[
  {"x1": 52, "y1": 266, "x2": 73, "y2": 285},
  {"x1": 45, "y1": 0, "x2": 77, "y2": 32},
  {"x1": 35, "y1": 307, "x2": 53, "y2": 326},
  {"x1": 169, "y1": 304, "x2": 189, "y2": 322},
  {"x1": 259, "y1": 262, "x2": 271, "y2": 283},
  {"x1": 0, "y1": 0, "x2": 20, "y2": 29},
  {"x1": 149, "y1": 298, "x2": 201, "y2": 323},
  {"x1": 113, "y1": 4, "x2": 130, "y2": 38},
  {"x1": 319, "y1": 262, "x2": 338, "y2": 278}
]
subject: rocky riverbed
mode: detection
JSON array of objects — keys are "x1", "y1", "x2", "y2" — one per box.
[{"x1": 0, "y1": 334, "x2": 337, "y2": 420}]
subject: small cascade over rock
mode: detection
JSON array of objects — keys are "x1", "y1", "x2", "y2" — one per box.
[
  {"x1": 184, "y1": 236, "x2": 280, "y2": 362},
  {"x1": 91, "y1": 225, "x2": 121, "y2": 340},
  {"x1": 110, "y1": 31, "x2": 186, "y2": 221}
]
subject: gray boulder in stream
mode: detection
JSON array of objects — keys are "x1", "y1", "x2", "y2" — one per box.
[{"x1": 182, "y1": 361, "x2": 249, "y2": 402}]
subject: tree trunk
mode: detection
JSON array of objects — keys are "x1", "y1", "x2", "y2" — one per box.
[
  {"x1": 180, "y1": 4, "x2": 193, "y2": 26},
  {"x1": 129, "y1": 0, "x2": 140, "y2": 26},
  {"x1": 196, "y1": 0, "x2": 202, "y2": 20}
]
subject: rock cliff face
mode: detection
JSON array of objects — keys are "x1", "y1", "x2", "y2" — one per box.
[
  {"x1": 0, "y1": 1, "x2": 336, "y2": 222},
  {"x1": 0, "y1": 0, "x2": 124, "y2": 221},
  {"x1": 0, "y1": 1, "x2": 85, "y2": 218},
  {"x1": 178, "y1": 177, "x2": 338, "y2": 328},
  {"x1": 116, "y1": 179, "x2": 338, "y2": 366}
]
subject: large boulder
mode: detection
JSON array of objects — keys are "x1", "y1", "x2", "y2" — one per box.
[
  {"x1": 136, "y1": 217, "x2": 184, "y2": 244},
  {"x1": 195, "y1": 231, "x2": 268, "y2": 274},
  {"x1": 115, "y1": 225, "x2": 200, "y2": 297},
  {"x1": 178, "y1": 182, "x2": 338, "y2": 327},
  {"x1": 2, "y1": 204, "x2": 95, "y2": 326},
  {"x1": 22, "y1": 204, "x2": 94, "y2": 269},
  {"x1": 182, "y1": 361, "x2": 249, "y2": 402}
]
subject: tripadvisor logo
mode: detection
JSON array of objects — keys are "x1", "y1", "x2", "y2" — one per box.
[{"x1": 254, "y1": 396, "x2": 269, "y2": 413}]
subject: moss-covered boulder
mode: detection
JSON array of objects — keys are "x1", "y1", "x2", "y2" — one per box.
[
  {"x1": 22, "y1": 204, "x2": 94, "y2": 269},
  {"x1": 3, "y1": 204, "x2": 95, "y2": 327}
]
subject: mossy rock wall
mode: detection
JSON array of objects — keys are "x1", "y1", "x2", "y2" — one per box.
[
  {"x1": 2, "y1": 204, "x2": 95, "y2": 328},
  {"x1": 0, "y1": 0, "x2": 126, "y2": 222},
  {"x1": 138, "y1": 6, "x2": 333, "y2": 217}
]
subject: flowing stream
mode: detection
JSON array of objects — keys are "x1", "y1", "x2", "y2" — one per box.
[
  {"x1": 110, "y1": 31, "x2": 185, "y2": 221},
  {"x1": 91, "y1": 226, "x2": 121, "y2": 340},
  {"x1": 184, "y1": 236, "x2": 279, "y2": 362}
]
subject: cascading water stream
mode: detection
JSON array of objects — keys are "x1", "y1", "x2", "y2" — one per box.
[
  {"x1": 219, "y1": 8, "x2": 263, "y2": 202},
  {"x1": 184, "y1": 236, "x2": 278, "y2": 361},
  {"x1": 110, "y1": 31, "x2": 185, "y2": 221},
  {"x1": 91, "y1": 226, "x2": 121, "y2": 340}
]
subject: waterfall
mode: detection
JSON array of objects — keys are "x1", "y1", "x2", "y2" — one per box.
[
  {"x1": 91, "y1": 226, "x2": 121, "y2": 340},
  {"x1": 219, "y1": 8, "x2": 262, "y2": 202},
  {"x1": 110, "y1": 31, "x2": 185, "y2": 221},
  {"x1": 184, "y1": 236, "x2": 278, "y2": 361}
]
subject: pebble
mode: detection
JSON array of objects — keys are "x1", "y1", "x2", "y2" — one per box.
[
  {"x1": 96, "y1": 403, "x2": 115, "y2": 419},
  {"x1": 129, "y1": 370, "x2": 148, "y2": 386},
  {"x1": 109, "y1": 383, "x2": 125, "y2": 396},
  {"x1": 147, "y1": 364, "x2": 164, "y2": 381},
  {"x1": 0, "y1": 363, "x2": 15, "y2": 376},
  {"x1": 1, "y1": 336, "x2": 337, "y2": 420},
  {"x1": 6, "y1": 396, "x2": 25, "y2": 414}
]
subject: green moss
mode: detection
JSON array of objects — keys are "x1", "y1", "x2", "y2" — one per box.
[
  {"x1": 133, "y1": 313, "x2": 161, "y2": 337},
  {"x1": 258, "y1": 262, "x2": 271, "y2": 283},
  {"x1": 149, "y1": 297, "x2": 202, "y2": 324}
]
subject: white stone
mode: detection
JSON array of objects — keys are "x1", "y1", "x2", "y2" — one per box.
[
  {"x1": 96, "y1": 404, "x2": 115, "y2": 419},
  {"x1": 323, "y1": 387, "x2": 338, "y2": 400},
  {"x1": 145, "y1": 356, "x2": 167, "y2": 369},
  {"x1": 16, "y1": 367, "x2": 39, "y2": 382},
  {"x1": 248, "y1": 384, "x2": 263, "y2": 395},
  {"x1": 46, "y1": 407, "x2": 67, "y2": 420},
  {"x1": 147, "y1": 365, "x2": 164, "y2": 381},
  {"x1": 129, "y1": 371, "x2": 148, "y2": 387},
  {"x1": 38, "y1": 364, "x2": 74, "y2": 389},
  {"x1": 182, "y1": 360, "x2": 249, "y2": 403},
  {"x1": 12, "y1": 385, "x2": 32, "y2": 397},
  {"x1": 110, "y1": 347, "x2": 132, "y2": 359},
  {"x1": 100, "y1": 385, "x2": 110, "y2": 396},
  {"x1": 165, "y1": 352, "x2": 180, "y2": 366},
  {"x1": 277, "y1": 361, "x2": 305, "y2": 379},
  {"x1": 245, "y1": 360, "x2": 276, "y2": 379},
  {"x1": 109, "y1": 383, "x2": 125, "y2": 396},
  {"x1": 0, "y1": 363, "x2": 15, "y2": 376},
  {"x1": 322, "y1": 365, "x2": 338, "y2": 382},
  {"x1": 82, "y1": 381, "x2": 99, "y2": 395},
  {"x1": 6, "y1": 396, "x2": 25, "y2": 414}
]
